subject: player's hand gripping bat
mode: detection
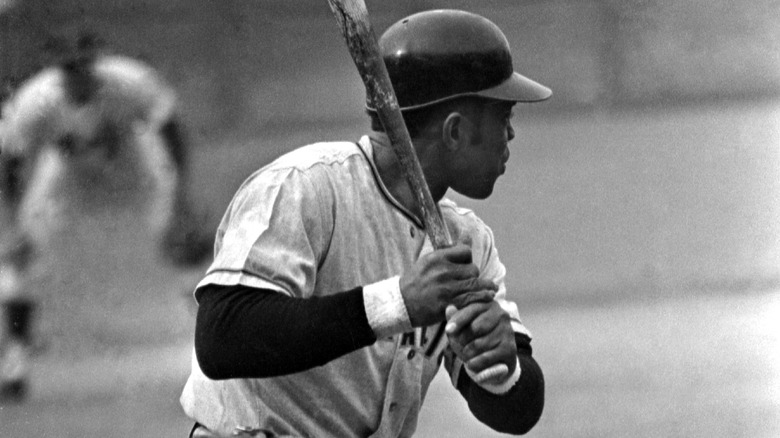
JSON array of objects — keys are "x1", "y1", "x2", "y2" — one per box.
[{"x1": 326, "y1": 0, "x2": 509, "y2": 384}]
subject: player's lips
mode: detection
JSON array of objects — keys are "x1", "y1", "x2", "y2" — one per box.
[
  {"x1": 500, "y1": 156, "x2": 509, "y2": 174},
  {"x1": 500, "y1": 149, "x2": 509, "y2": 174}
]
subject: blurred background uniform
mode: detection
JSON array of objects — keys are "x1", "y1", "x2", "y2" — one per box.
[{"x1": 0, "y1": 6, "x2": 211, "y2": 404}]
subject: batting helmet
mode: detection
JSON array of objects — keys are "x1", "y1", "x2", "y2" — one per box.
[{"x1": 370, "y1": 9, "x2": 552, "y2": 112}]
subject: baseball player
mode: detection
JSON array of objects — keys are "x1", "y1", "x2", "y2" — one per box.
[
  {"x1": 181, "y1": 9, "x2": 551, "y2": 437},
  {"x1": 0, "y1": 32, "x2": 211, "y2": 267},
  {"x1": 0, "y1": 32, "x2": 211, "y2": 400}
]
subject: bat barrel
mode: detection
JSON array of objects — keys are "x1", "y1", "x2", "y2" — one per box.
[{"x1": 326, "y1": 0, "x2": 452, "y2": 249}]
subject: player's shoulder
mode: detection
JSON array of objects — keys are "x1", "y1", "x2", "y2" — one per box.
[
  {"x1": 236, "y1": 141, "x2": 364, "y2": 193},
  {"x1": 230, "y1": 141, "x2": 363, "y2": 210},
  {"x1": 93, "y1": 55, "x2": 164, "y2": 85},
  {"x1": 90, "y1": 55, "x2": 177, "y2": 123},
  {"x1": 263, "y1": 141, "x2": 364, "y2": 173},
  {"x1": 439, "y1": 197, "x2": 483, "y2": 224},
  {"x1": 439, "y1": 197, "x2": 495, "y2": 243},
  {"x1": 4, "y1": 67, "x2": 65, "y2": 111},
  {"x1": 1, "y1": 69, "x2": 65, "y2": 154}
]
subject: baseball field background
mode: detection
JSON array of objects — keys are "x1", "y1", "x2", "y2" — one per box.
[{"x1": 1, "y1": 1, "x2": 779, "y2": 436}]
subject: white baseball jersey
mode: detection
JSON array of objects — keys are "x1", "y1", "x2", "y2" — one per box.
[
  {"x1": 180, "y1": 134, "x2": 530, "y2": 437},
  {"x1": 0, "y1": 55, "x2": 180, "y2": 244},
  {"x1": 1, "y1": 54, "x2": 176, "y2": 157}
]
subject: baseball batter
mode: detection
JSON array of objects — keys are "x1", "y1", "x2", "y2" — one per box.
[{"x1": 181, "y1": 10, "x2": 552, "y2": 437}]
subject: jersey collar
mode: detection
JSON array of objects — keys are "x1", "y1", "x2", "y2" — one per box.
[{"x1": 357, "y1": 133, "x2": 425, "y2": 230}]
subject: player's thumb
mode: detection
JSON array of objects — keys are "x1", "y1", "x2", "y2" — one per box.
[
  {"x1": 441, "y1": 244, "x2": 473, "y2": 265},
  {"x1": 445, "y1": 304, "x2": 458, "y2": 320}
]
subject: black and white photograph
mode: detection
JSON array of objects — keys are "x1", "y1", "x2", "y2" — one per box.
[{"x1": 1, "y1": 1, "x2": 778, "y2": 436}]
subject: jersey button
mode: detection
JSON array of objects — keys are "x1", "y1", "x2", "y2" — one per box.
[
  {"x1": 407, "y1": 350, "x2": 416, "y2": 360},
  {"x1": 410, "y1": 226, "x2": 415, "y2": 238}
]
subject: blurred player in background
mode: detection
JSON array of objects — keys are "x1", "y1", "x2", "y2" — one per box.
[{"x1": 0, "y1": 32, "x2": 212, "y2": 401}]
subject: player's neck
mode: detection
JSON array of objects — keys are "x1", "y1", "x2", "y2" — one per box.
[{"x1": 372, "y1": 137, "x2": 446, "y2": 215}]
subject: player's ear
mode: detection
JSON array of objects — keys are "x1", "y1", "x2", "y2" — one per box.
[{"x1": 441, "y1": 111, "x2": 471, "y2": 152}]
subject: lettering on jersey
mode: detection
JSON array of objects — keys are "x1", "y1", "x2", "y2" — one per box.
[
  {"x1": 399, "y1": 327, "x2": 428, "y2": 347},
  {"x1": 398, "y1": 324, "x2": 447, "y2": 359}
]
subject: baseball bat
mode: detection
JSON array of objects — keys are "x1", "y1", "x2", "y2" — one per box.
[{"x1": 326, "y1": 0, "x2": 508, "y2": 383}]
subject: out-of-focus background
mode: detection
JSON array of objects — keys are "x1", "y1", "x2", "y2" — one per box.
[{"x1": 1, "y1": 0, "x2": 778, "y2": 436}]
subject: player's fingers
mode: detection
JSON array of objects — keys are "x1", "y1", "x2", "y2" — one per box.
[
  {"x1": 445, "y1": 304, "x2": 458, "y2": 320},
  {"x1": 472, "y1": 363, "x2": 510, "y2": 384},
  {"x1": 440, "y1": 244, "x2": 473, "y2": 265},
  {"x1": 445, "y1": 262, "x2": 480, "y2": 280},
  {"x1": 452, "y1": 306, "x2": 514, "y2": 359},
  {"x1": 465, "y1": 303, "x2": 508, "y2": 337},
  {"x1": 445, "y1": 301, "x2": 491, "y2": 335},
  {"x1": 460, "y1": 330, "x2": 503, "y2": 362},
  {"x1": 454, "y1": 276, "x2": 498, "y2": 294},
  {"x1": 448, "y1": 277, "x2": 497, "y2": 301},
  {"x1": 465, "y1": 342, "x2": 516, "y2": 375},
  {"x1": 448, "y1": 288, "x2": 494, "y2": 311}
]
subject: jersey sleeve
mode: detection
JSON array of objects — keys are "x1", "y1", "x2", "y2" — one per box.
[
  {"x1": 197, "y1": 166, "x2": 333, "y2": 298},
  {"x1": 476, "y1": 224, "x2": 532, "y2": 339}
]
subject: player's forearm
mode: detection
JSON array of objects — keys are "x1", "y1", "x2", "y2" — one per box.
[
  {"x1": 159, "y1": 117, "x2": 188, "y2": 172},
  {"x1": 194, "y1": 283, "x2": 376, "y2": 379},
  {"x1": 457, "y1": 333, "x2": 545, "y2": 435}
]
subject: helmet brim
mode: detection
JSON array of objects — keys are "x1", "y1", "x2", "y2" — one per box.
[
  {"x1": 368, "y1": 71, "x2": 552, "y2": 112},
  {"x1": 476, "y1": 72, "x2": 552, "y2": 104}
]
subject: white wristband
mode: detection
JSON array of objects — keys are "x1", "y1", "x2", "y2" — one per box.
[
  {"x1": 464, "y1": 357, "x2": 521, "y2": 395},
  {"x1": 362, "y1": 276, "x2": 413, "y2": 338}
]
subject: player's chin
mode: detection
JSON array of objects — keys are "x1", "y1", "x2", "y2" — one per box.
[
  {"x1": 472, "y1": 187, "x2": 495, "y2": 200},
  {"x1": 454, "y1": 179, "x2": 498, "y2": 200}
]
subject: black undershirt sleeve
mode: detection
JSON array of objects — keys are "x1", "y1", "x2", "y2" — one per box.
[
  {"x1": 455, "y1": 333, "x2": 545, "y2": 435},
  {"x1": 195, "y1": 282, "x2": 544, "y2": 434},
  {"x1": 194, "y1": 283, "x2": 377, "y2": 380}
]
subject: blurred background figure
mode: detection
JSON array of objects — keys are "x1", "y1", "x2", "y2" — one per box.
[
  {"x1": 0, "y1": 32, "x2": 212, "y2": 267},
  {"x1": 0, "y1": 31, "x2": 212, "y2": 402},
  {"x1": 0, "y1": 234, "x2": 35, "y2": 401}
]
